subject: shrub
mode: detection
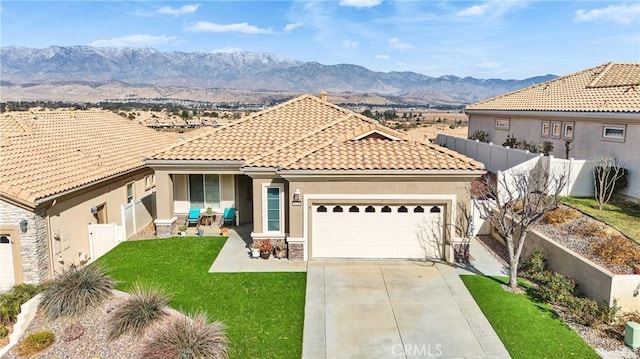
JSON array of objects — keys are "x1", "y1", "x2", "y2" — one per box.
[
  {"x1": 0, "y1": 324, "x2": 8, "y2": 339},
  {"x1": 468, "y1": 130, "x2": 489, "y2": 143},
  {"x1": 16, "y1": 330, "x2": 55, "y2": 356},
  {"x1": 599, "y1": 299, "x2": 620, "y2": 326},
  {"x1": 543, "y1": 207, "x2": 581, "y2": 225},
  {"x1": 0, "y1": 284, "x2": 41, "y2": 324},
  {"x1": 519, "y1": 250, "x2": 547, "y2": 279},
  {"x1": 140, "y1": 313, "x2": 228, "y2": 359},
  {"x1": 565, "y1": 296, "x2": 600, "y2": 326},
  {"x1": 575, "y1": 219, "x2": 609, "y2": 239},
  {"x1": 40, "y1": 264, "x2": 115, "y2": 319},
  {"x1": 61, "y1": 322, "x2": 85, "y2": 342},
  {"x1": 502, "y1": 134, "x2": 518, "y2": 148},
  {"x1": 540, "y1": 141, "x2": 554, "y2": 156},
  {"x1": 591, "y1": 235, "x2": 640, "y2": 267},
  {"x1": 536, "y1": 272, "x2": 576, "y2": 305},
  {"x1": 614, "y1": 310, "x2": 640, "y2": 334},
  {"x1": 108, "y1": 284, "x2": 170, "y2": 340}
]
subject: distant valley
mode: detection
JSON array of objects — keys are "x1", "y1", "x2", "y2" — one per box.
[{"x1": 0, "y1": 46, "x2": 557, "y2": 106}]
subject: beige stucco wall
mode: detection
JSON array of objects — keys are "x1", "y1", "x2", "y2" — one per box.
[
  {"x1": 47, "y1": 168, "x2": 154, "y2": 274},
  {"x1": 468, "y1": 114, "x2": 639, "y2": 197}
]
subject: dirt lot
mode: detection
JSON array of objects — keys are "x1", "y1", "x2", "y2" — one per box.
[{"x1": 405, "y1": 124, "x2": 468, "y2": 142}]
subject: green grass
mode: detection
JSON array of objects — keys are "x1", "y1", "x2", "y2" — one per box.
[
  {"x1": 96, "y1": 236, "x2": 306, "y2": 359},
  {"x1": 562, "y1": 196, "x2": 640, "y2": 243},
  {"x1": 461, "y1": 275, "x2": 599, "y2": 359}
]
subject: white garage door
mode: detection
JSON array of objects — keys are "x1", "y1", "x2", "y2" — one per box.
[
  {"x1": 311, "y1": 204, "x2": 444, "y2": 259},
  {"x1": 0, "y1": 235, "x2": 16, "y2": 292}
]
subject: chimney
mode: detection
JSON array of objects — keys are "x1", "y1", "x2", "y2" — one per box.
[{"x1": 320, "y1": 90, "x2": 327, "y2": 102}]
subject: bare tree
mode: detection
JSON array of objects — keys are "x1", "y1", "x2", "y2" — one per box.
[
  {"x1": 593, "y1": 157, "x2": 626, "y2": 210},
  {"x1": 472, "y1": 165, "x2": 568, "y2": 291}
]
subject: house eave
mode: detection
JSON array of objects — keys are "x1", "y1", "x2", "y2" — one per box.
[
  {"x1": 278, "y1": 169, "x2": 485, "y2": 179},
  {"x1": 464, "y1": 109, "x2": 640, "y2": 120},
  {"x1": 145, "y1": 159, "x2": 246, "y2": 172}
]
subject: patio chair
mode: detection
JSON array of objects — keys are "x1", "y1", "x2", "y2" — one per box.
[
  {"x1": 221, "y1": 207, "x2": 236, "y2": 227},
  {"x1": 186, "y1": 208, "x2": 201, "y2": 227}
]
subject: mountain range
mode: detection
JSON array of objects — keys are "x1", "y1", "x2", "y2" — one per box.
[{"x1": 0, "y1": 46, "x2": 557, "y2": 106}]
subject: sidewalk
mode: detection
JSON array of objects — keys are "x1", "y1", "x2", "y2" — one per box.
[
  {"x1": 454, "y1": 236, "x2": 509, "y2": 276},
  {"x1": 208, "y1": 224, "x2": 307, "y2": 273}
]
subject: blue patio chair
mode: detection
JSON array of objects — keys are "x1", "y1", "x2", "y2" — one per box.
[
  {"x1": 186, "y1": 208, "x2": 201, "y2": 227},
  {"x1": 221, "y1": 207, "x2": 236, "y2": 227}
]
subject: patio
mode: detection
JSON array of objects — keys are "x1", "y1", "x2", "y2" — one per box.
[{"x1": 208, "y1": 223, "x2": 308, "y2": 273}]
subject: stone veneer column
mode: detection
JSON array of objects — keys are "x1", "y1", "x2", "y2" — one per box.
[
  {"x1": 0, "y1": 201, "x2": 50, "y2": 284},
  {"x1": 287, "y1": 242, "x2": 304, "y2": 261}
]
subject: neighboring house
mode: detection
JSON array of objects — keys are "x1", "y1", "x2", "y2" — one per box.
[
  {"x1": 148, "y1": 94, "x2": 484, "y2": 261},
  {"x1": 466, "y1": 62, "x2": 640, "y2": 199},
  {"x1": 0, "y1": 110, "x2": 176, "y2": 290}
]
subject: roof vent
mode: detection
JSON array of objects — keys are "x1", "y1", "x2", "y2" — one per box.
[{"x1": 320, "y1": 90, "x2": 327, "y2": 102}]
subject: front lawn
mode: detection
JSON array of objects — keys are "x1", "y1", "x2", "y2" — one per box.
[
  {"x1": 461, "y1": 276, "x2": 599, "y2": 359},
  {"x1": 562, "y1": 196, "x2": 640, "y2": 243},
  {"x1": 96, "y1": 236, "x2": 306, "y2": 359}
]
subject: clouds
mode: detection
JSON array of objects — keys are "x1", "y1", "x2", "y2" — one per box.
[
  {"x1": 284, "y1": 22, "x2": 302, "y2": 32},
  {"x1": 88, "y1": 34, "x2": 177, "y2": 47},
  {"x1": 456, "y1": 4, "x2": 490, "y2": 17},
  {"x1": 342, "y1": 40, "x2": 359, "y2": 49},
  {"x1": 573, "y1": 4, "x2": 640, "y2": 25},
  {"x1": 339, "y1": 0, "x2": 382, "y2": 8},
  {"x1": 388, "y1": 38, "x2": 413, "y2": 50},
  {"x1": 186, "y1": 21, "x2": 274, "y2": 34},
  {"x1": 157, "y1": 4, "x2": 200, "y2": 16}
]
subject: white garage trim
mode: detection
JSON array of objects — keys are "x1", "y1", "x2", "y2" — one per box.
[{"x1": 301, "y1": 194, "x2": 456, "y2": 261}]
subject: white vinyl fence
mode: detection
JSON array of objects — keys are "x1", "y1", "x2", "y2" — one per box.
[
  {"x1": 121, "y1": 192, "x2": 156, "y2": 238},
  {"x1": 88, "y1": 223, "x2": 125, "y2": 261},
  {"x1": 435, "y1": 134, "x2": 594, "y2": 197}
]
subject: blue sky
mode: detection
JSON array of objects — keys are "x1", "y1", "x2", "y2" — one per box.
[{"x1": 1, "y1": 0, "x2": 639, "y2": 79}]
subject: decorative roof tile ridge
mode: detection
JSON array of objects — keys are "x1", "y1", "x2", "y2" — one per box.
[
  {"x1": 587, "y1": 62, "x2": 615, "y2": 88},
  {"x1": 245, "y1": 112, "x2": 360, "y2": 165},
  {"x1": 466, "y1": 62, "x2": 611, "y2": 109}
]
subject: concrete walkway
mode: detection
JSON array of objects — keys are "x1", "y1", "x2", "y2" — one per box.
[
  {"x1": 303, "y1": 261, "x2": 510, "y2": 359},
  {"x1": 454, "y1": 237, "x2": 509, "y2": 276},
  {"x1": 208, "y1": 225, "x2": 307, "y2": 273}
]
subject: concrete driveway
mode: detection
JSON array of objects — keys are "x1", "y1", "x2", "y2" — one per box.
[{"x1": 302, "y1": 261, "x2": 510, "y2": 359}]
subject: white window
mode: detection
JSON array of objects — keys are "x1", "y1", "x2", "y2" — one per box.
[
  {"x1": 602, "y1": 124, "x2": 626, "y2": 142},
  {"x1": 551, "y1": 121, "x2": 561, "y2": 138},
  {"x1": 563, "y1": 122, "x2": 574, "y2": 139},
  {"x1": 541, "y1": 121, "x2": 550, "y2": 137},
  {"x1": 495, "y1": 118, "x2": 510, "y2": 130},
  {"x1": 188, "y1": 174, "x2": 221, "y2": 210},
  {"x1": 263, "y1": 183, "x2": 284, "y2": 233},
  {"x1": 126, "y1": 182, "x2": 135, "y2": 203}
]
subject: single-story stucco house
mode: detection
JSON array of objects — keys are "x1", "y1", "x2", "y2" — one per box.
[
  {"x1": 466, "y1": 62, "x2": 640, "y2": 199},
  {"x1": 0, "y1": 110, "x2": 179, "y2": 290},
  {"x1": 148, "y1": 93, "x2": 485, "y2": 261}
]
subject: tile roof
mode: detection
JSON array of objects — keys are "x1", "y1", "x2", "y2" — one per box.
[
  {"x1": 466, "y1": 62, "x2": 640, "y2": 113},
  {"x1": 0, "y1": 110, "x2": 175, "y2": 206},
  {"x1": 151, "y1": 94, "x2": 483, "y2": 173}
]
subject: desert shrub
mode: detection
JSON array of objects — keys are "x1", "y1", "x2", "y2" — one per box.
[
  {"x1": 519, "y1": 250, "x2": 547, "y2": 279},
  {"x1": 565, "y1": 296, "x2": 600, "y2": 326},
  {"x1": 40, "y1": 264, "x2": 115, "y2": 319},
  {"x1": 502, "y1": 134, "x2": 518, "y2": 148},
  {"x1": 540, "y1": 141, "x2": 554, "y2": 156},
  {"x1": 108, "y1": 284, "x2": 170, "y2": 340},
  {"x1": 16, "y1": 330, "x2": 55, "y2": 356},
  {"x1": 0, "y1": 324, "x2": 8, "y2": 339},
  {"x1": 543, "y1": 207, "x2": 581, "y2": 225},
  {"x1": 575, "y1": 219, "x2": 609, "y2": 239},
  {"x1": 537, "y1": 272, "x2": 576, "y2": 304},
  {"x1": 591, "y1": 235, "x2": 640, "y2": 267},
  {"x1": 614, "y1": 310, "x2": 640, "y2": 334},
  {"x1": 468, "y1": 130, "x2": 489, "y2": 143},
  {"x1": 140, "y1": 313, "x2": 228, "y2": 359},
  {"x1": 598, "y1": 299, "x2": 620, "y2": 326},
  {"x1": 0, "y1": 284, "x2": 41, "y2": 324},
  {"x1": 61, "y1": 322, "x2": 85, "y2": 342}
]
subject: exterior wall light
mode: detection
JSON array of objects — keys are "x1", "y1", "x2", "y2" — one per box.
[
  {"x1": 19, "y1": 219, "x2": 28, "y2": 233},
  {"x1": 292, "y1": 189, "x2": 302, "y2": 206}
]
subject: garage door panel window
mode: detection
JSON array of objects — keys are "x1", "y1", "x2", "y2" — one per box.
[
  {"x1": 333, "y1": 206, "x2": 343, "y2": 212},
  {"x1": 382, "y1": 206, "x2": 392, "y2": 213},
  {"x1": 349, "y1": 206, "x2": 359, "y2": 212},
  {"x1": 430, "y1": 206, "x2": 441, "y2": 213},
  {"x1": 414, "y1": 206, "x2": 424, "y2": 213},
  {"x1": 317, "y1": 205, "x2": 327, "y2": 213},
  {"x1": 398, "y1": 206, "x2": 408, "y2": 213},
  {"x1": 365, "y1": 206, "x2": 375, "y2": 213}
]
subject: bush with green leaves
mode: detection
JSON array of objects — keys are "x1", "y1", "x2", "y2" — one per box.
[
  {"x1": 519, "y1": 250, "x2": 547, "y2": 280},
  {"x1": 39, "y1": 264, "x2": 115, "y2": 319},
  {"x1": 565, "y1": 296, "x2": 600, "y2": 326},
  {"x1": 536, "y1": 272, "x2": 576, "y2": 305},
  {"x1": 0, "y1": 284, "x2": 41, "y2": 324},
  {"x1": 16, "y1": 330, "x2": 55, "y2": 356},
  {"x1": 140, "y1": 313, "x2": 228, "y2": 359},
  {"x1": 0, "y1": 324, "x2": 9, "y2": 339},
  {"x1": 108, "y1": 284, "x2": 170, "y2": 340},
  {"x1": 468, "y1": 130, "x2": 489, "y2": 143}
]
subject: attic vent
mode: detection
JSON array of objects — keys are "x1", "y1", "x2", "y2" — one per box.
[{"x1": 352, "y1": 130, "x2": 401, "y2": 141}]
